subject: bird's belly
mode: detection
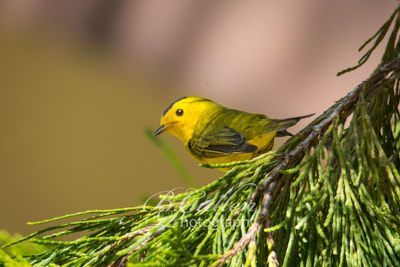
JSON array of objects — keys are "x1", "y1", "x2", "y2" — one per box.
[
  {"x1": 248, "y1": 132, "x2": 276, "y2": 153},
  {"x1": 200, "y1": 153, "x2": 257, "y2": 165}
]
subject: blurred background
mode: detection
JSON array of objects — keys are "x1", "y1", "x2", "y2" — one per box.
[{"x1": 0, "y1": 1, "x2": 397, "y2": 235}]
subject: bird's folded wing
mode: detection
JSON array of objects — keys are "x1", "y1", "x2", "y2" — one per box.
[{"x1": 188, "y1": 126, "x2": 258, "y2": 159}]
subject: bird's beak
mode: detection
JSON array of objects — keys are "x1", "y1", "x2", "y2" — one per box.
[{"x1": 154, "y1": 125, "x2": 167, "y2": 136}]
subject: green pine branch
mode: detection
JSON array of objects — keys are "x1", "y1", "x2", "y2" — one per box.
[{"x1": 2, "y1": 5, "x2": 400, "y2": 267}]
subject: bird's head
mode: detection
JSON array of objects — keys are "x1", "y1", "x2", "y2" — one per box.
[{"x1": 154, "y1": 96, "x2": 219, "y2": 144}]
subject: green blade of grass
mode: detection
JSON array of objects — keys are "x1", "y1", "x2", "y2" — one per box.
[{"x1": 145, "y1": 128, "x2": 198, "y2": 188}]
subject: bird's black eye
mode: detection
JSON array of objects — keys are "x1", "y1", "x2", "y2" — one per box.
[{"x1": 176, "y1": 109, "x2": 184, "y2": 116}]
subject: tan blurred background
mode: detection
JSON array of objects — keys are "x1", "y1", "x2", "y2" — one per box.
[{"x1": 0, "y1": 1, "x2": 397, "y2": 235}]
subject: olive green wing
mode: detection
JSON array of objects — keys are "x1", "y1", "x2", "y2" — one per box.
[{"x1": 188, "y1": 126, "x2": 258, "y2": 159}]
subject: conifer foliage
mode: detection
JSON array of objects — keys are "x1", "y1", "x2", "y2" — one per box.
[{"x1": 2, "y1": 5, "x2": 400, "y2": 267}]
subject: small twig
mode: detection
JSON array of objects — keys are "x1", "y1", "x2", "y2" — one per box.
[
  {"x1": 110, "y1": 227, "x2": 165, "y2": 267},
  {"x1": 260, "y1": 181, "x2": 279, "y2": 266},
  {"x1": 211, "y1": 222, "x2": 261, "y2": 267},
  {"x1": 100, "y1": 225, "x2": 152, "y2": 263},
  {"x1": 110, "y1": 255, "x2": 128, "y2": 267},
  {"x1": 211, "y1": 185, "x2": 278, "y2": 267},
  {"x1": 140, "y1": 250, "x2": 147, "y2": 261}
]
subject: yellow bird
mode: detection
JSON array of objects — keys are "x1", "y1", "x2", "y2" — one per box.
[{"x1": 154, "y1": 96, "x2": 312, "y2": 167}]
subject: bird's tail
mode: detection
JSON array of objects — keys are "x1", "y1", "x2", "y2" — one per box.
[
  {"x1": 267, "y1": 113, "x2": 314, "y2": 136},
  {"x1": 276, "y1": 129, "x2": 294, "y2": 137}
]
